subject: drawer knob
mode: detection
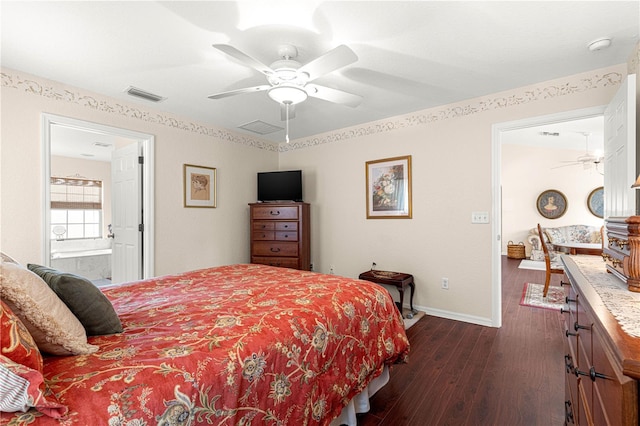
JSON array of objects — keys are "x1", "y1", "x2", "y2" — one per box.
[
  {"x1": 270, "y1": 210, "x2": 280, "y2": 216},
  {"x1": 574, "y1": 321, "x2": 590, "y2": 331},
  {"x1": 565, "y1": 297, "x2": 576, "y2": 304},
  {"x1": 560, "y1": 281, "x2": 569, "y2": 287},
  {"x1": 560, "y1": 307, "x2": 569, "y2": 314},
  {"x1": 270, "y1": 247, "x2": 281, "y2": 253},
  {"x1": 565, "y1": 329, "x2": 577, "y2": 337},
  {"x1": 575, "y1": 366, "x2": 608, "y2": 382}
]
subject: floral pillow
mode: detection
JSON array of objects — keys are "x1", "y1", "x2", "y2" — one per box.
[
  {"x1": 0, "y1": 354, "x2": 67, "y2": 418},
  {"x1": 0, "y1": 300, "x2": 43, "y2": 373},
  {"x1": 544, "y1": 228, "x2": 566, "y2": 244}
]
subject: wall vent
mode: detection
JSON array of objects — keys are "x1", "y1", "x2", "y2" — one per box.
[
  {"x1": 125, "y1": 86, "x2": 166, "y2": 103},
  {"x1": 238, "y1": 120, "x2": 283, "y2": 135}
]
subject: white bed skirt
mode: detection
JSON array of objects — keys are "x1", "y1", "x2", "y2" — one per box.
[{"x1": 329, "y1": 365, "x2": 390, "y2": 426}]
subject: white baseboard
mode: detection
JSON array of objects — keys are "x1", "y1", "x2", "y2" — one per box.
[{"x1": 406, "y1": 303, "x2": 494, "y2": 328}]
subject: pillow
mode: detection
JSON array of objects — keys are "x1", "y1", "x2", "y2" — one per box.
[
  {"x1": 0, "y1": 262, "x2": 98, "y2": 356},
  {"x1": 545, "y1": 228, "x2": 566, "y2": 244},
  {"x1": 0, "y1": 354, "x2": 67, "y2": 418},
  {"x1": 27, "y1": 264, "x2": 123, "y2": 336},
  {"x1": 0, "y1": 252, "x2": 19, "y2": 265},
  {"x1": 0, "y1": 300, "x2": 43, "y2": 373}
]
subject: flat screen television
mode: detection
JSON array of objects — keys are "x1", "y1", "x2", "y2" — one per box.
[{"x1": 257, "y1": 170, "x2": 303, "y2": 202}]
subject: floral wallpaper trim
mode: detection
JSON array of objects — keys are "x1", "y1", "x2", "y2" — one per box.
[
  {"x1": 279, "y1": 70, "x2": 623, "y2": 152},
  {"x1": 1, "y1": 68, "x2": 623, "y2": 153},
  {"x1": 1, "y1": 70, "x2": 279, "y2": 153}
]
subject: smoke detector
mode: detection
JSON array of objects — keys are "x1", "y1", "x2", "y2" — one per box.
[{"x1": 588, "y1": 38, "x2": 612, "y2": 52}]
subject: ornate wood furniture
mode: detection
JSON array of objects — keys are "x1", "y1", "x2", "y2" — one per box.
[
  {"x1": 561, "y1": 256, "x2": 640, "y2": 425},
  {"x1": 358, "y1": 269, "x2": 417, "y2": 319},
  {"x1": 603, "y1": 216, "x2": 640, "y2": 292},
  {"x1": 537, "y1": 223, "x2": 564, "y2": 297},
  {"x1": 249, "y1": 202, "x2": 310, "y2": 270}
]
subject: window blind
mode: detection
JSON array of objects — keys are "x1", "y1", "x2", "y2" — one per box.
[{"x1": 50, "y1": 176, "x2": 102, "y2": 210}]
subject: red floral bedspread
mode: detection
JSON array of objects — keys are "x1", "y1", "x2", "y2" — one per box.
[{"x1": 2, "y1": 264, "x2": 409, "y2": 425}]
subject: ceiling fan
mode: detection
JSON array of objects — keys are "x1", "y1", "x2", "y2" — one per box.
[
  {"x1": 208, "y1": 43, "x2": 362, "y2": 135},
  {"x1": 552, "y1": 132, "x2": 603, "y2": 170}
]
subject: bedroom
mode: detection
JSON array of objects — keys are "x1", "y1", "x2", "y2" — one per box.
[{"x1": 1, "y1": 1, "x2": 639, "y2": 423}]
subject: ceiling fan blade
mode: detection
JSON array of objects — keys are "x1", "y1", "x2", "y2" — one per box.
[
  {"x1": 306, "y1": 84, "x2": 362, "y2": 107},
  {"x1": 551, "y1": 162, "x2": 581, "y2": 169},
  {"x1": 299, "y1": 45, "x2": 358, "y2": 81},
  {"x1": 212, "y1": 44, "x2": 274, "y2": 76},
  {"x1": 280, "y1": 103, "x2": 296, "y2": 121},
  {"x1": 208, "y1": 85, "x2": 271, "y2": 100}
]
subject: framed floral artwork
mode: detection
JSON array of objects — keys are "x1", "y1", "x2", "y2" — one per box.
[
  {"x1": 587, "y1": 186, "x2": 604, "y2": 218},
  {"x1": 184, "y1": 164, "x2": 216, "y2": 208},
  {"x1": 536, "y1": 189, "x2": 567, "y2": 219},
  {"x1": 366, "y1": 155, "x2": 412, "y2": 219}
]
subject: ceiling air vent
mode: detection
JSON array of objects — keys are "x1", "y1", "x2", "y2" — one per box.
[
  {"x1": 125, "y1": 86, "x2": 166, "y2": 103},
  {"x1": 539, "y1": 131, "x2": 560, "y2": 137},
  {"x1": 238, "y1": 120, "x2": 283, "y2": 135}
]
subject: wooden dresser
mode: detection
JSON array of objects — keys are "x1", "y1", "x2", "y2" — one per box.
[
  {"x1": 249, "y1": 202, "x2": 310, "y2": 270},
  {"x1": 561, "y1": 256, "x2": 640, "y2": 425},
  {"x1": 603, "y1": 216, "x2": 640, "y2": 292}
]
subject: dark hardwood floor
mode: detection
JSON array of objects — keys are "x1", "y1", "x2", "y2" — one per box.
[{"x1": 358, "y1": 256, "x2": 565, "y2": 425}]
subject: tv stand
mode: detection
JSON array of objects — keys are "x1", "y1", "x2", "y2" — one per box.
[{"x1": 249, "y1": 202, "x2": 310, "y2": 270}]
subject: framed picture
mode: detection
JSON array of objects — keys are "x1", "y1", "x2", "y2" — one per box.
[
  {"x1": 366, "y1": 155, "x2": 412, "y2": 219},
  {"x1": 587, "y1": 186, "x2": 604, "y2": 218},
  {"x1": 184, "y1": 164, "x2": 216, "y2": 208},
  {"x1": 536, "y1": 189, "x2": 567, "y2": 219}
]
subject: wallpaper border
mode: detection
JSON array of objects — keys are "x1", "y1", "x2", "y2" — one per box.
[
  {"x1": 1, "y1": 70, "x2": 278, "y2": 153},
  {"x1": 1, "y1": 68, "x2": 624, "y2": 154},
  {"x1": 279, "y1": 70, "x2": 623, "y2": 152}
]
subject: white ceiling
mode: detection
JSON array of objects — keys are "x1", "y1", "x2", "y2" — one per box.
[{"x1": 2, "y1": 1, "x2": 638, "y2": 148}]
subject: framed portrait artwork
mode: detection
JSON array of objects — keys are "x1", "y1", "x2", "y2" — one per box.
[
  {"x1": 536, "y1": 189, "x2": 567, "y2": 219},
  {"x1": 366, "y1": 155, "x2": 412, "y2": 219},
  {"x1": 184, "y1": 164, "x2": 216, "y2": 208},
  {"x1": 587, "y1": 186, "x2": 604, "y2": 218}
]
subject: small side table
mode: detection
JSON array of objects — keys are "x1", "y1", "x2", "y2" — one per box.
[{"x1": 358, "y1": 270, "x2": 417, "y2": 319}]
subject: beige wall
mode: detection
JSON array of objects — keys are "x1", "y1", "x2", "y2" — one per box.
[
  {"x1": 1, "y1": 69, "x2": 278, "y2": 275},
  {"x1": 279, "y1": 64, "x2": 626, "y2": 323},
  {"x1": 501, "y1": 145, "x2": 604, "y2": 256},
  {"x1": 0, "y1": 61, "x2": 629, "y2": 325}
]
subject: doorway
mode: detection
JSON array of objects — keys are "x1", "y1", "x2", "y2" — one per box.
[
  {"x1": 42, "y1": 114, "x2": 155, "y2": 284},
  {"x1": 490, "y1": 106, "x2": 606, "y2": 327}
]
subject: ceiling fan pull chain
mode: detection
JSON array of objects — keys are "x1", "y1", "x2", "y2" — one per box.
[{"x1": 285, "y1": 101, "x2": 290, "y2": 143}]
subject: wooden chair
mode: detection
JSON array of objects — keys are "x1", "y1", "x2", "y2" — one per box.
[{"x1": 537, "y1": 223, "x2": 564, "y2": 297}]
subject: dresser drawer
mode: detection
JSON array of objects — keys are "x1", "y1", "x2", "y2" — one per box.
[
  {"x1": 252, "y1": 241, "x2": 298, "y2": 257},
  {"x1": 253, "y1": 221, "x2": 275, "y2": 231},
  {"x1": 252, "y1": 256, "x2": 300, "y2": 269},
  {"x1": 275, "y1": 222, "x2": 298, "y2": 231},
  {"x1": 275, "y1": 231, "x2": 298, "y2": 241},
  {"x1": 253, "y1": 231, "x2": 275, "y2": 241},
  {"x1": 252, "y1": 206, "x2": 299, "y2": 220}
]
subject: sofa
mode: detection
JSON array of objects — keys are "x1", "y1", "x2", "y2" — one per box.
[{"x1": 527, "y1": 224, "x2": 603, "y2": 260}]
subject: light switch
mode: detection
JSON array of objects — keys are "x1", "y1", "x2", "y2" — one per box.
[{"x1": 471, "y1": 211, "x2": 489, "y2": 224}]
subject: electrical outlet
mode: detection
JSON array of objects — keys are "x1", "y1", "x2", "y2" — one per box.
[
  {"x1": 310, "y1": 263, "x2": 314, "y2": 271},
  {"x1": 330, "y1": 265, "x2": 335, "y2": 275},
  {"x1": 441, "y1": 277, "x2": 449, "y2": 289}
]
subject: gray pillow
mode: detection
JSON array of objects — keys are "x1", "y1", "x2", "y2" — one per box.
[{"x1": 27, "y1": 264, "x2": 122, "y2": 336}]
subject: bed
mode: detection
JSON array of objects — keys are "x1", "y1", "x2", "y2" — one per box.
[{"x1": 0, "y1": 260, "x2": 409, "y2": 425}]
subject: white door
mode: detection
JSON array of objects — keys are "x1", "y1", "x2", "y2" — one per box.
[
  {"x1": 604, "y1": 74, "x2": 637, "y2": 218},
  {"x1": 111, "y1": 143, "x2": 141, "y2": 284}
]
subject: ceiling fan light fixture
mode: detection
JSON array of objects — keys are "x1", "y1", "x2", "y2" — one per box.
[{"x1": 268, "y1": 86, "x2": 308, "y2": 105}]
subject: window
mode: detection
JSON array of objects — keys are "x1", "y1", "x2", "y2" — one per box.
[{"x1": 50, "y1": 176, "x2": 102, "y2": 239}]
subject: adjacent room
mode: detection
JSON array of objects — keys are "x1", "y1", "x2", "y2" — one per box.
[{"x1": 1, "y1": 1, "x2": 639, "y2": 425}]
